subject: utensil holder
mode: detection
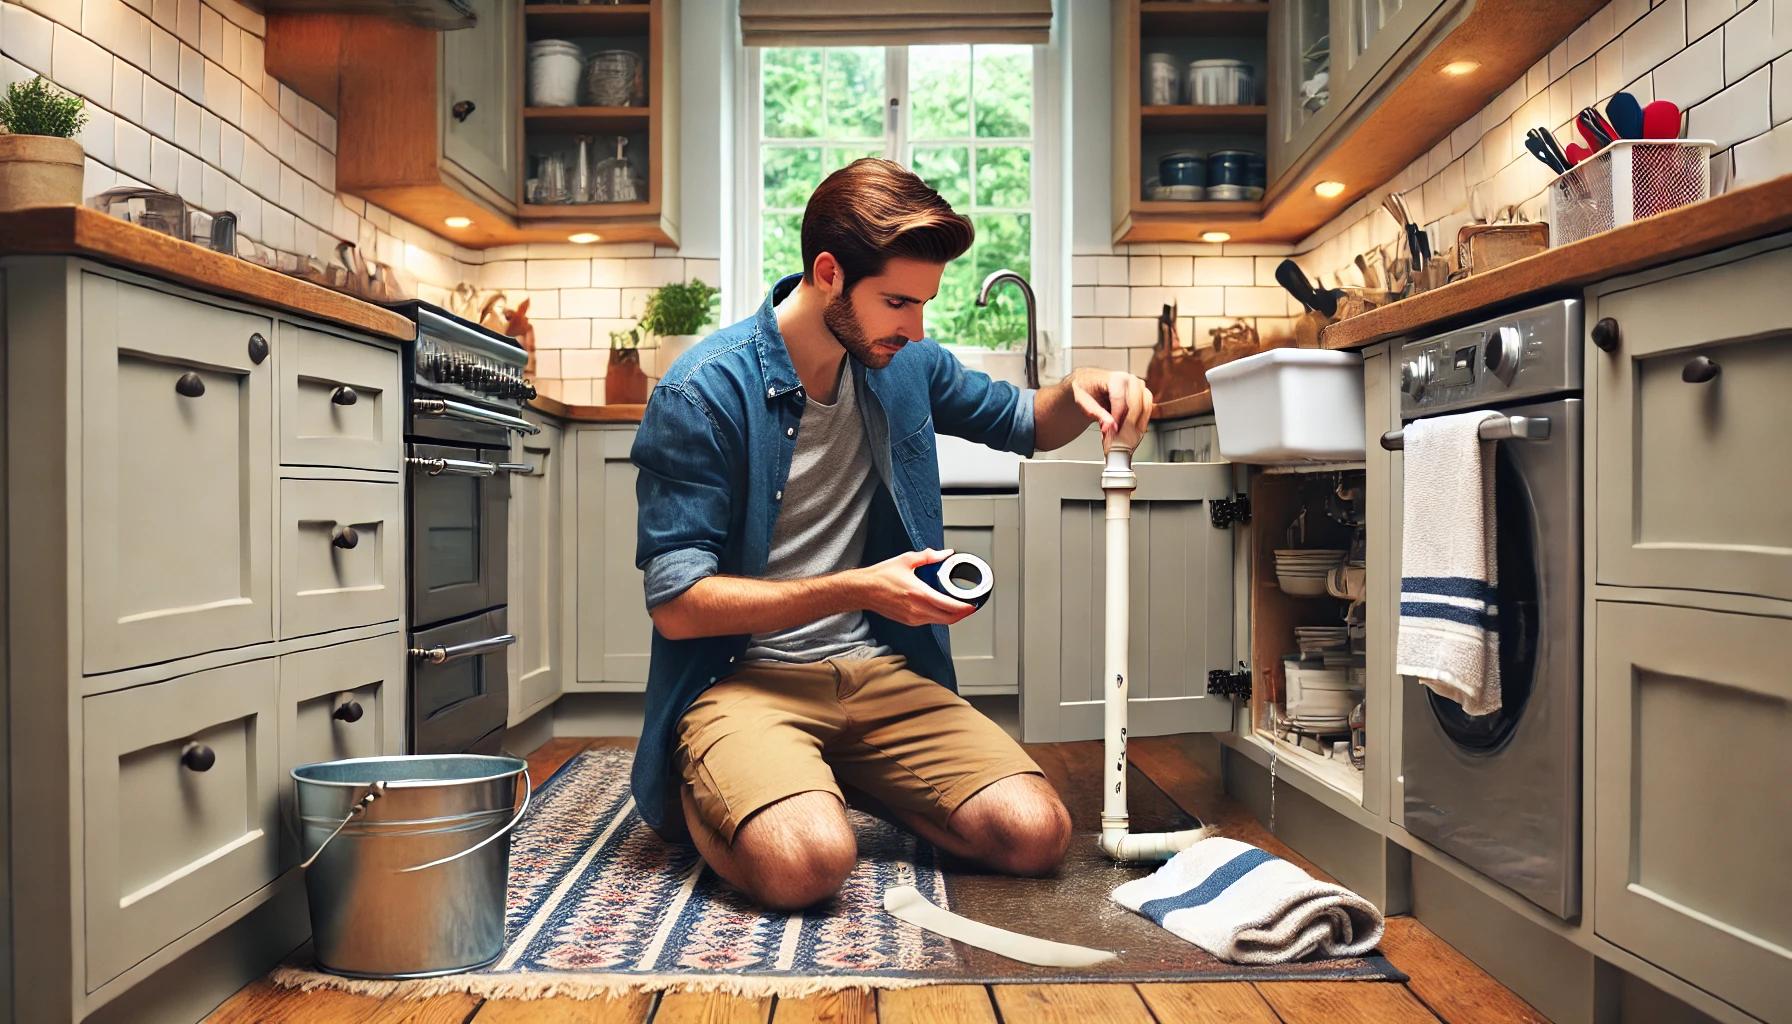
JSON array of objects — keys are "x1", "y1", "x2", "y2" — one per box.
[{"x1": 1545, "y1": 140, "x2": 1714, "y2": 247}]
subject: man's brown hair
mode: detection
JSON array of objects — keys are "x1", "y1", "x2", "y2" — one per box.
[{"x1": 801, "y1": 158, "x2": 974, "y2": 288}]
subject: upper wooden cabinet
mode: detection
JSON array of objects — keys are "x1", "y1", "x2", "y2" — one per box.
[{"x1": 441, "y1": 0, "x2": 521, "y2": 203}]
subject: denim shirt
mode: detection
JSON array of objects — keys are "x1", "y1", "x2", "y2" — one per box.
[{"x1": 629, "y1": 273, "x2": 1038, "y2": 838}]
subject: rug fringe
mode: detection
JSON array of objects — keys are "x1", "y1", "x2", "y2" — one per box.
[{"x1": 268, "y1": 964, "x2": 940, "y2": 1001}]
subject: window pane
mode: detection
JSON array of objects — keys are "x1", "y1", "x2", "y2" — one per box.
[
  {"x1": 924, "y1": 254, "x2": 977, "y2": 343},
  {"x1": 762, "y1": 211, "x2": 804, "y2": 291},
  {"x1": 974, "y1": 45, "x2": 1032, "y2": 137},
  {"x1": 909, "y1": 45, "x2": 971, "y2": 138},
  {"x1": 974, "y1": 211, "x2": 1031, "y2": 281},
  {"x1": 764, "y1": 146, "x2": 822, "y2": 209},
  {"x1": 975, "y1": 146, "x2": 1030, "y2": 208},
  {"x1": 910, "y1": 145, "x2": 970, "y2": 208},
  {"x1": 763, "y1": 49, "x2": 824, "y2": 138},
  {"x1": 824, "y1": 146, "x2": 882, "y2": 175},
  {"x1": 824, "y1": 48, "x2": 885, "y2": 139}
]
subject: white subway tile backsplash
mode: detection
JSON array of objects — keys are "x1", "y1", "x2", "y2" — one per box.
[
  {"x1": 1731, "y1": 115, "x2": 1792, "y2": 182},
  {"x1": 1103, "y1": 317, "x2": 1154, "y2": 349},
  {"x1": 1688, "y1": 65, "x2": 1772, "y2": 146},
  {"x1": 1172, "y1": 285, "x2": 1223, "y2": 311},
  {"x1": 76, "y1": 103, "x2": 114, "y2": 163},
  {"x1": 52, "y1": 24, "x2": 112, "y2": 104},
  {"x1": 277, "y1": 117, "x2": 296, "y2": 164},
  {"x1": 1595, "y1": 39, "x2": 1628, "y2": 98},
  {"x1": 84, "y1": 0, "x2": 147, "y2": 68},
  {"x1": 622, "y1": 287, "x2": 654, "y2": 318},
  {"x1": 4, "y1": 5, "x2": 53, "y2": 75},
  {"x1": 148, "y1": 135, "x2": 176, "y2": 189},
  {"x1": 110, "y1": 57, "x2": 142, "y2": 119},
  {"x1": 1655, "y1": 28, "x2": 1725, "y2": 107},
  {"x1": 203, "y1": 57, "x2": 234, "y2": 120},
  {"x1": 82, "y1": 156, "x2": 115, "y2": 195},
  {"x1": 1622, "y1": 0, "x2": 1685, "y2": 81},
  {"x1": 1128, "y1": 286, "x2": 1174, "y2": 318},
  {"x1": 1613, "y1": 0, "x2": 1651, "y2": 30},
  {"x1": 1549, "y1": 40, "x2": 1570, "y2": 81},
  {"x1": 218, "y1": 119, "x2": 242, "y2": 174},
  {"x1": 1193, "y1": 255, "x2": 1254, "y2": 285},
  {"x1": 1159, "y1": 255, "x2": 1193, "y2": 286},
  {"x1": 174, "y1": 0, "x2": 196, "y2": 43},
  {"x1": 200, "y1": 161, "x2": 224, "y2": 209},
  {"x1": 220, "y1": 21, "x2": 239, "y2": 79},
  {"x1": 141, "y1": 74, "x2": 174, "y2": 138},
  {"x1": 177, "y1": 149, "x2": 200, "y2": 203},
  {"x1": 1724, "y1": 0, "x2": 1786, "y2": 84},
  {"x1": 1527, "y1": 57, "x2": 1550, "y2": 97},
  {"x1": 176, "y1": 40, "x2": 201, "y2": 101},
  {"x1": 1775, "y1": 53, "x2": 1792, "y2": 124},
  {"x1": 278, "y1": 160, "x2": 302, "y2": 211},
  {"x1": 1094, "y1": 285, "x2": 1128, "y2": 316},
  {"x1": 1224, "y1": 286, "x2": 1292, "y2": 318},
  {"x1": 1071, "y1": 255, "x2": 1100, "y2": 283},
  {"x1": 1070, "y1": 286, "x2": 1095, "y2": 317},
  {"x1": 262, "y1": 200, "x2": 294, "y2": 250},
  {"x1": 1070, "y1": 317, "x2": 1105, "y2": 349},
  {"x1": 528, "y1": 260, "x2": 591, "y2": 289},
  {"x1": 174, "y1": 92, "x2": 198, "y2": 149},
  {"x1": 150, "y1": 0, "x2": 174, "y2": 27},
  {"x1": 1548, "y1": 78, "x2": 1574, "y2": 132},
  {"x1": 242, "y1": 138, "x2": 275, "y2": 196},
  {"x1": 622, "y1": 256, "x2": 684, "y2": 287},
  {"x1": 562, "y1": 288, "x2": 622, "y2": 318},
  {"x1": 147, "y1": 22, "x2": 177, "y2": 85},
  {"x1": 1127, "y1": 255, "x2": 1160, "y2": 286},
  {"x1": 198, "y1": 107, "x2": 219, "y2": 162},
  {"x1": 533, "y1": 319, "x2": 593, "y2": 349},
  {"x1": 561, "y1": 348, "x2": 609, "y2": 378},
  {"x1": 1688, "y1": 0, "x2": 1739, "y2": 38},
  {"x1": 18, "y1": 0, "x2": 76, "y2": 31},
  {"x1": 227, "y1": 178, "x2": 256, "y2": 233},
  {"x1": 1070, "y1": 349, "x2": 1127, "y2": 372},
  {"x1": 196, "y1": 2, "x2": 219, "y2": 61},
  {"x1": 1095, "y1": 255, "x2": 1128, "y2": 285}
]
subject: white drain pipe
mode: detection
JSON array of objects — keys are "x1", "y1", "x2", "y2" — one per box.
[{"x1": 1097, "y1": 443, "x2": 1214, "y2": 863}]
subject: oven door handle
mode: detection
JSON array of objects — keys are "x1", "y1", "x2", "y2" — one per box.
[
  {"x1": 496, "y1": 462, "x2": 536, "y2": 475},
  {"x1": 409, "y1": 633, "x2": 517, "y2": 664},
  {"x1": 406, "y1": 455, "x2": 498, "y2": 477},
  {"x1": 1380, "y1": 415, "x2": 1550, "y2": 451},
  {"x1": 412, "y1": 397, "x2": 541, "y2": 435}
]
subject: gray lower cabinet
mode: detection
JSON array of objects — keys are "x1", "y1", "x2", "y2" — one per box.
[
  {"x1": 942, "y1": 495, "x2": 1021, "y2": 695},
  {"x1": 1592, "y1": 601, "x2": 1792, "y2": 1024},
  {"x1": 1018, "y1": 459, "x2": 1238, "y2": 742},
  {"x1": 82, "y1": 658, "x2": 282, "y2": 990},
  {"x1": 572, "y1": 426, "x2": 652, "y2": 689},
  {"x1": 278, "y1": 321, "x2": 403, "y2": 472},
  {"x1": 278, "y1": 478, "x2": 404, "y2": 639},
  {"x1": 1592, "y1": 243, "x2": 1792, "y2": 603},
  {"x1": 509, "y1": 416, "x2": 565, "y2": 721}
]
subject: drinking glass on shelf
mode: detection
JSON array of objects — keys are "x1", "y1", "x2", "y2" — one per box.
[
  {"x1": 573, "y1": 135, "x2": 593, "y2": 204},
  {"x1": 536, "y1": 151, "x2": 570, "y2": 204}
]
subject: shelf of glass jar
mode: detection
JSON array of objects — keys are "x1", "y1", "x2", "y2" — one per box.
[
  {"x1": 524, "y1": 3, "x2": 650, "y2": 37},
  {"x1": 522, "y1": 134, "x2": 649, "y2": 211}
]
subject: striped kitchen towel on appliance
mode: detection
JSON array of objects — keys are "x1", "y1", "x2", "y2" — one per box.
[
  {"x1": 1396, "y1": 409, "x2": 1501, "y2": 715},
  {"x1": 1110, "y1": 836, "x2": 1384, "y2": 964}
]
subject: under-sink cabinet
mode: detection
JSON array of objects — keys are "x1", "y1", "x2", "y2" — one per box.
[
  {"x1": 508, "y1": 412, "x2": 568, "y2": 724},
  {"x1": 2, "y1": 257, "x2": 409, "y2": 1023}
]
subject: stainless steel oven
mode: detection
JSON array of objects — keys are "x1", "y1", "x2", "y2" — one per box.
[{"x1": 394, "y1": 302, "x2": 538, "y2": 755}]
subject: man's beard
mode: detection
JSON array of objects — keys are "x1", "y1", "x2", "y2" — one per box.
[{"x1": 823, "y1": 288, "x2": 906, "y2": 369}]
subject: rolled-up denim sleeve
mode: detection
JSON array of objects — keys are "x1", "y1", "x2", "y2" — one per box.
[
  {"x1": 631, "y1": 385, "x2": 735, "y2": 611},
  {"x1": 925, "y1": 342, "x2": 1038, "y2": 457}
]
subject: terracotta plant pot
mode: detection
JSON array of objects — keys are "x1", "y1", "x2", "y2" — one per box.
[
  {"x1": 605, "y1": 348, "x2": 649, "y2": 405},
  {"x1": 0, "y1": 135, "x2": 85, "y2": 212}
]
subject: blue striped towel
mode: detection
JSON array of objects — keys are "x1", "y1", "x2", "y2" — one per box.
[
  {"x1": 1110, "y1": 837, "x2": 1384, "y2": 964},
  {"x1": 1396, "y1": 410, "x2": 1502, "y2": 716}
]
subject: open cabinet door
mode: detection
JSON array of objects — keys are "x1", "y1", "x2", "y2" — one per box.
[{"x1": 1019, "y1": 459, "x2": 1238, "y2": 742}]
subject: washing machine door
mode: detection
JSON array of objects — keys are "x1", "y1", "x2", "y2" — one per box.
[{"x1": 1402, "y1": 397, "x2": 1583, "y2": 920}]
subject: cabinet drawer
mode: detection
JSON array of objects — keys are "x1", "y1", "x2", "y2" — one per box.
[
  {"x1": 1593, "y1": 602, "x2": 1792, "y2": 1023},
  {"x1": 1594, "y1": 245, "x2": 1792, "y2": 601},
  {"x1": 81, "y1": 273, "x2": 276, "y2": 673},
  {"x1": 280, "y1": 478, "x2": 404, "y2": 638},
  {"x1": 278, "y1": 633, "x2": 407, "y2": 867},
  {"x1": 83, "y1": 658, "x2": 280, "y2": 989},
  {"x1": 279, "y1": 322, "x2": 401, "y2": 472}
]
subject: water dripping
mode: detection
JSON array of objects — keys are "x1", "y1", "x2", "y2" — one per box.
[{"x1": 1268, "y1": 739, "x2": 1279, "y2": 835}]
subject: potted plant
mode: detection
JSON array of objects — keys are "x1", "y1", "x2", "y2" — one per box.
[
  {"x1": 0, "y1": 76, "x2": 89, "y2": 213},
  {"x1": 605, "y1": 326, "x2": 649, "y2": 405},
  {"x1": 638, "y1": 279, "x2": 720, "y2": 376}
]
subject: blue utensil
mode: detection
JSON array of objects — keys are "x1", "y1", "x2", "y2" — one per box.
[{"x1": 1606, "y1": 92, "x2": 1644, "y2": 139}]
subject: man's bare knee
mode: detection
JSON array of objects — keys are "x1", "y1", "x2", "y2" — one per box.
[
  {"x1": 952, "y1": 775, "x2": 1072, "y2": 876},
  {"x1": 731, "y1": 791, "x2": 858, "y2": 909}
]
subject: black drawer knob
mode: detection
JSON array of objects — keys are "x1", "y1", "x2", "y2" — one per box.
[
  {"x1": 331, "y1": 385, "x2": 359, "y2": 406},
  {"x1": 181, "y1": 742, "x2": 216, "y2": 772},
  {"x1": 333, "y1": 700, "x2": 364, "y2": 723},
  {"x1": 175, "y1": 372, "x2": 205, "y2": 398},
  {"x1": 1591, "y1": 317, "x2": 1620, "y2": 353},
  {"x1": 332, "y1": 525, "x2": 359, "y2": 550},
  {"x1": 248, "y1": 332, "x2": 269, "y2": 364},
  {"x1": 452, "y1": 100, "x2": 475, "y2": 122},
  {"x1": 1681, "y1": 355, "x2": 1721, "y2": 383}
]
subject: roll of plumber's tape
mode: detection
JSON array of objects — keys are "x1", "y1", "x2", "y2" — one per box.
[{"x1": 915, "y1": 552, "x2": 994, "y2": 610}]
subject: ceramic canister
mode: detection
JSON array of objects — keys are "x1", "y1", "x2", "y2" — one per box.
[{"x1": 1158, "y1": 151, "x2": 1207, "y2": 188}]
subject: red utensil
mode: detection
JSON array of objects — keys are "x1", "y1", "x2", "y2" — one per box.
[
  {"x1": 1642, "y1": 100, "x2": 1682, "y2": 140},
  {"x1": 1564, "y1": 142, "x2": 1593, "y2": 167}
]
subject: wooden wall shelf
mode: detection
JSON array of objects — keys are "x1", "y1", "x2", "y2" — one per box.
[
  {"x1": 1139, "y1": 1, "x2": 1270, "y2": 35},
  {"x1": 523, "y1": 3, "x2": 651, "y2": 35},
  {"x1": 1141, "y1": 105, "x2": 1267, "y2": 133},
  {"x1": 524, "y1": 107, "x2": 652, "y2": 134}
]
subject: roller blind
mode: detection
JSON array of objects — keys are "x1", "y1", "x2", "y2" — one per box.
[{"x1": 739, "y1": 0, "x2": 1051, "y2": 47}]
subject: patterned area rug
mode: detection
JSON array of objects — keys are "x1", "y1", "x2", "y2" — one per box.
[{"x1": 272, "y1": 748, "x2": 1404, "y2": 999}]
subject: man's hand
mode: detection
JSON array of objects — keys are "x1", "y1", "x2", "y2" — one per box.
[
  {"x1": 1065, "y1": 368, "x2": 1155, "y2": 450},
  {"x1": 853, "y1": 549, "x2": 977, "y2": 627}
]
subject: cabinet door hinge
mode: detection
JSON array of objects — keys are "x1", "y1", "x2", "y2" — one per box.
[
  {"x1": 1210, "y1": 494, "x2": 1251, "y2": 529},
  {"x1": 1207, "y1": 663, "x2": 1252, "y2": 699}
]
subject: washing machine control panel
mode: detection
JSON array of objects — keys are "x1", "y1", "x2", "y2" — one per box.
[{"x1": 1399, "y1": 298, "x2": 1584, "y2": 416}]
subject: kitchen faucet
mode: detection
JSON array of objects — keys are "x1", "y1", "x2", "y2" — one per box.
[{"x1": 976, "y1": 269, "x2": 1040, "y2": 389}]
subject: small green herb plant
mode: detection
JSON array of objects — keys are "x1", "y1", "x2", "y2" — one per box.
[
  {"x1": 0, "y1": 76, "x2": 88, "y2": 138},
  {"x1": 638, "y1": 279, "x2": 720, "y2": 337},
  {"x1": 609, "y1": 327, "x2": 641, "y2": 350}
]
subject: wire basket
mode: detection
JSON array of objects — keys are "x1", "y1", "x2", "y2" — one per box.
[
  {"x1": 585, "y1": 50, "x2": 643, "y2": 107},
  {"x1": 1545, "y1": 140, "x2": 1714, "y2": 247}
]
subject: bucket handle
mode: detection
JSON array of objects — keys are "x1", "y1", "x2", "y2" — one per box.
[{"x1": 297, "y1": 768, "x2": 532, "y2": 874}]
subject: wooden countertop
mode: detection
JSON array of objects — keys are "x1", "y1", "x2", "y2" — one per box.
[
  {"x1": 529, "y1": 396, "x2": 646, "y2": 422},
  {"x1": 1322, "y1": 172, "x2": 1792, "y2": 351},
  {"x1": 0, "y1": 205, "x2": 415, "y2": 342}
]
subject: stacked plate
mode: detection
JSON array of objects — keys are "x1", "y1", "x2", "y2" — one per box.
[
  {"x1": 1282, "y1": 653, "x2": 1366, "y2": 731},
  {"x1": 1295, "y1": 625, "x2": 1349, "y2": 654},
  {"x1": 1275, "y1": 548, "x2": 1347, "y2": 596}
]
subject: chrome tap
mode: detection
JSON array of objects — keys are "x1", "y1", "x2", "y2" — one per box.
[{"x1": 976, "y1": 269, "x2": 1040, "y2": 389}]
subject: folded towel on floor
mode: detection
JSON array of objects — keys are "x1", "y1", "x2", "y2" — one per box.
[
  {"x1": 1110, "y1": 836, "x2": 1384, "y2": 964},
  {"x1": 1396, "y1": 409, "x2": 1502, "y2": 715}
]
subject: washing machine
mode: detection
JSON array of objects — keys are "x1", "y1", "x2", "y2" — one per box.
[{"x1": 1391, "y1": 298, "x2": 1583, "y2": 921}]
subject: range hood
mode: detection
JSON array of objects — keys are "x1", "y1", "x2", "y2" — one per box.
[{"x1": 262, "y1": 0, "x2": 474, "y2": 30}]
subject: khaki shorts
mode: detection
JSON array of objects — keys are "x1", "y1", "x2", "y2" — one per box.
[{"x1": 673, "y1": 654, "x2": 1042, "y2": 845}]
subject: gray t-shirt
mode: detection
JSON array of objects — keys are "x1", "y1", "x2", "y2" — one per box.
[{"x1": 742, "y1": 361, "x2": 892, "y2": 663}]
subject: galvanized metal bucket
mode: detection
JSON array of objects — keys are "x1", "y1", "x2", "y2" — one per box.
[{"x1": 293, "y1": 754, "x2": 531, "y2": 979}]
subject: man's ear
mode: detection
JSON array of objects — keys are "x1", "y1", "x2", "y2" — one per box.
[{"x1": 811, "y1": 251, "x2": 846, "y2": 297}]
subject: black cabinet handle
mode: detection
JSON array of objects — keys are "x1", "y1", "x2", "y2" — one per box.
[
  {"x1": 175, "y1": 372, "x2": 205, "y2": 398},
  {"x1": 332, "y1": 525, "x2": 359, "y2": 550},
  {"x1": 452, "y1": 100, "x2": 475, "y2": 122},
  {"x1": 332, "y1": 700, "x2": 364, "y2": 723},
  {"x1": 248, "y1": 332, "x2": 269, "y2": 364},
  {"x1": 181, "y1": 742, "x2": 216, "y2": 772},
  {"x1": 1591, "y1": 317, "x2": 1620, "y2": 353},
  {"x1": 331, "y1": 385, "x2": 359, "y2": 406},
  {"x1": 1681, "y1": 355, "x2": 1721, "y2": 383}
]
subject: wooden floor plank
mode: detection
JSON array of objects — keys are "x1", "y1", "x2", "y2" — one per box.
[
  {"x1": 1254, "y1": 981, "x2": 1441, "y2": 1024},
  {"x1": 650, "y1": 991, "x2": 771, "y2": 1024},
  {"x1": 990, "y1": 984, "x2": 1156, "y2": 1024},
  {"x1": 1136, "y1": 982, "x2": 1284, "y2": 1023},
  {"x1": 875, "y1": 985, "x2": 998, "y2": 1024},
  {"x1": 1379, "y1": 917, "x2": 1550, "y2": 1024},
  {"x1": 204, "y1": 978, "x2": 483, "y2": 1023},
  {"x1": 472, "y1": 992, "x2": 655, "y2": 1023},
  {"x1": 767, "y1": 989, "x2": 875, "y2": 1023}
]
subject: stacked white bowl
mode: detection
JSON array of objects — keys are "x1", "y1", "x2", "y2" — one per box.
[
  {"x1": 1274, "y1": 548, "x2": 1347, "y2": 596},
  {"x1": 1281, "y1": 652, "x2": 1365, "y2": 731}
]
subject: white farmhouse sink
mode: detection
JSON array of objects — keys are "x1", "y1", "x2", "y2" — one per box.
[{"x1": 935, "y1": 432, "x2": 1024, "y2": 491}]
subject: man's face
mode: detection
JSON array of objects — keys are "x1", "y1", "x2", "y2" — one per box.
[{"x1": 819, "y1": 257, "x2": 944, "y2": 370}]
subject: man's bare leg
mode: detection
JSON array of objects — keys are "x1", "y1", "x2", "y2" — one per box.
[{"x1": 681, "y1": 788, "x2": 858, "y2": 910}]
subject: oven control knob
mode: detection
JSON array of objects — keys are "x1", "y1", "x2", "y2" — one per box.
[
  {"x1": 1404, "y1": 355, "x2": 1429, "y2": 399},
  {"x1": 1483, "y1": 326, "x2": 1523, "y2": 383}
]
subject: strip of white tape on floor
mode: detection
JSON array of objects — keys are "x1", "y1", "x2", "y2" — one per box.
[{"x1": 883, "y1": 885, "x2": 1117, "y2": 968}]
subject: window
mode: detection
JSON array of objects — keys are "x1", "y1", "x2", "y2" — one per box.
[{"x1": 742, "y1": 44, "x2": 1047, "y2": 351}]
